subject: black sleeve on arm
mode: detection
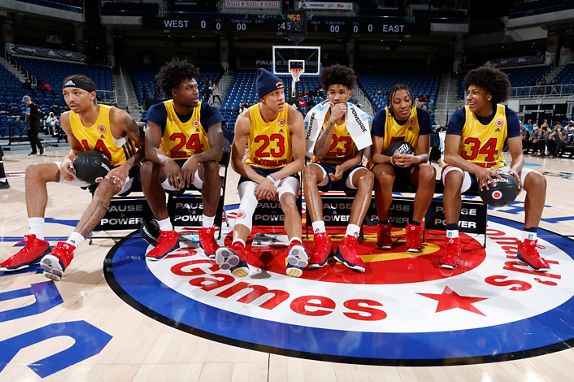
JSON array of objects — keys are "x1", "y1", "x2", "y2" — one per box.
[
  {"x1": 505, "y1": 106, "x2": 521, "y2": 139},
  {"x1": 417, "y1": 107, "x2": 431, "y2": 135},
  {"x1": 372, "y1": 108, "x2": 387, "y2": 138},
  {"x1": 200, "y1": 103, "x2": 224, "y2": 130},
  {"x1": 446, "y1": 108, "x2": 466, "y2": 136},
  {"x1": 146, "y1": 103, "x2": 168, "y2": 134}
]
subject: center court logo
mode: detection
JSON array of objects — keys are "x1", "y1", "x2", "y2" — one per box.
[{"x1": 104, "y1": 216, "x2": 574, "y2": 365}]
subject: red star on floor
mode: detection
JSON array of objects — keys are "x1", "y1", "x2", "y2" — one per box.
[{"x1": 418, "y1": 286, "x2": 488, "y2": 316}]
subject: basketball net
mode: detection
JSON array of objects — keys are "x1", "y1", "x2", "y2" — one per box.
[{"x1": 290, "y1": 68, "x2": 303, "y2": 99}]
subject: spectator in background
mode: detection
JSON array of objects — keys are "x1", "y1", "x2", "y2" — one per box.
[
  {"x1": 546, "y1": 123, "x2": 560, "y2": 156},
  {"x1": 50, "y1": 104, "x2": 60, "y2": 116},
  {"x1": 532, "y1": 124, "x2": 550, "y2": 156},
  {"x1": 45, "y1": 112, "x2": 59, "y2": 136},
  {"x1": 566, "y1": 120, "x2": 574, "y2": 142},
  {"x1": 210, "y1": 81, "x2": 222, "y2": 105},
  {"x1": 22, "y1": 96, "x2": 44, "y2": 155},
  {"x1": 520, "y1": 121, "x2": 531, "y2": 153},
  {"x1": 524, "y1": 118, "x2": 533, "y2": 134},
  {"x1": 238, "y1": 101, "x2": 247, "y2": 114},
  {"x1": 202, "y1": 80, "x2": 212, "y2": 103},
  {"x1": 551, "y1": 123, "x2": 569, "y2": 157}
]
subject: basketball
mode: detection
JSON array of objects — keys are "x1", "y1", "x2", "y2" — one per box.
[
  {"x1": 479, "y1": 173, "x2": 520, "y2": 207},
  {"x1": 140, "y1": 219, "x2": 160, "y2": 246},
  {"x1": 73, "y1": 150, "x2": 112, "y2": 185},
  {"x1": 384, "y1": 141, "x2": 416, "y2": 157}
]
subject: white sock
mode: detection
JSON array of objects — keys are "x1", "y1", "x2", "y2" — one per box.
[
  {"x1": 202, "y1": 215, "x2": 215, "y2": 228},
  {"x1": 522, "y1": 231, "x2": 537, "y2": 241},
  {"x1": 158, "y1": 218, "x2": 173, "y2": 232},
  {"x1": 290, "y1": 237, "x2": 302, "y2": 244},
  {"x1": 446, "y1": 229, "x2": 459, "y2": 239},
  {"x1": 346, "y1": 224, "x2": 361, "y2": 237},
  {"x1": 66, "y1": 232, "x2": 85, "y2": 248},
  {"x1": 312, "y1": 220, "x2": 326, "y2": 234},
  {"x1": 232, "y1": 238, "x2": 246, "y2": 247},
  {"x1": 28, "y1": 217, "x2": 45, "y2": 240}
]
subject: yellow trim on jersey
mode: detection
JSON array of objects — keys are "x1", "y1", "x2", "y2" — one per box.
[
  {"x1": 160, "y1": 100, "x2": 210, "y2": 159},
  {"x1": 382, "y1": 107, "x2": 421, "y2": 154},
  {"x1": 245, "y1": 104, "x2": 291, "y2": 169},
  {"x1": 69, "y1": 104, "x2": 134, "y2": 166},
  {"x1": 314, "y1": 113, "x2": 357, "y2": 164},
  {"x1": 459, "y1": 104, "x2": 507, "y2": 169}
]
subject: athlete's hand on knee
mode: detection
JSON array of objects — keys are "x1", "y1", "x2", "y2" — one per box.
[
  {"x1": 164, "y1": 159, "x2": 184, "y2": 190},
  {"x1": 106, "y1": 165, "x2": 128, "y2": 191},
  {"x1": 255, "y1": 178, "x2": 277, "y2": 200},
  {"x1": 507, "y1": 168, "x2": 522, "y2": 190},
  {"x1": 61, "y1": 157, "x2": 77, "y2": 181},
  {"x1": 181, "y1": 157, "x2": 199, "y2": 188}
]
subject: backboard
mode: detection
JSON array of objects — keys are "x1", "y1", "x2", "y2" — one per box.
[{"x1": 272, "y1": 45, "x2": 321, "y2": 76}]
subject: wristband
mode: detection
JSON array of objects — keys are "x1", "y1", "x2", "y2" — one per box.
[{"x1": 266, "y1": 175, "x2": 280, "y2": 187}]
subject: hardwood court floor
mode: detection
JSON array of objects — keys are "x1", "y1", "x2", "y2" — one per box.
[{"x1": 1, "y1": 147, "x2": 574, "y2": 381}]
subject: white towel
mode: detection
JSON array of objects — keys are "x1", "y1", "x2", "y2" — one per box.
[{"x1": 304, "y1": 101, "x2": 372, "y2": 158}]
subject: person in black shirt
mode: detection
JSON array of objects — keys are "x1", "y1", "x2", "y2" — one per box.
[{"x1": 22, "y1": 96, "x2": 44, "y2": 155}]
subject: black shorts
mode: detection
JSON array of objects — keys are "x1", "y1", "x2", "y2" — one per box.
[{"x1": 314, "y1": 162, "x2": 364, "y2": 192}]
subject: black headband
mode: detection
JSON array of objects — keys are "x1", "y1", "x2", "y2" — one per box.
[{"x1": 62, "y1": 76, "x2": 96, "y2": 92}]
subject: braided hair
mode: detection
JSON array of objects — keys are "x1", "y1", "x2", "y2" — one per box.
[{"x1": 387, "y1": 83, "x2": 413, "y2": 118}]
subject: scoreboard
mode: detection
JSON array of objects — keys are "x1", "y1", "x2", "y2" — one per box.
[
  {"x1": 143, "y1": 14, "x2": 429, "y2": 36},
  {"x1": 308, "y1": 17, "x2": 429, "y2": 35}
]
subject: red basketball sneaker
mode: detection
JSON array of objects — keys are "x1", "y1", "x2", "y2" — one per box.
[
  {"x1": 308, "y1": 232, "x2": 333, "y2": 268},
  {"x1": 334, "y1": 235, "x2": 366, "y2": 272},
  {"x1": 146, "y1": 230, "x2": 180, "y2": 261},
  {"x1": 377, "y1": 223, "x2": 393, "y2": 249},
  {"x1": 406, "y1": 223, "x2": 423, "y2": 253},
  {"x1": 40, "y1": 242, "x2": 75, "y2": 281},
  {"x1": 198, "y1": 227, "x2": 219, "y2": 258},
  {"x1": 517, "y1": 239, "x2": 550, "y2": 271},
  {"x1": 0, "y1": 234, "x2": 50, "y2": 271},
  {"x1": 215, "y1": 241, "x2": 250, "y2": 278},
  {"x1": 439, "y1": 238, "x2": 460, "y2": 269},
  {"x1": 286, "y1": 240, "x2": 308, "y2": 278}
]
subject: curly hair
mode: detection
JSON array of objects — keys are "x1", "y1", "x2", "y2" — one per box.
[
  {"x1": 463, "y1": 66, "x2": 510, "y2": 104},
  {"x1": 386, "y1": 83, "x2": 413, "y2": 117},
  {"x1": 319, "y1": 64, "x2": 356, "y2": 90},
  {"x1": 155, "y1": 58, "x2": 199, "y2": 96}
]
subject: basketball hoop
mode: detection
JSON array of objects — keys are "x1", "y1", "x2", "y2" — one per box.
[{"x1": 290, "y1": 67, "x2": 304, "y2": 83}]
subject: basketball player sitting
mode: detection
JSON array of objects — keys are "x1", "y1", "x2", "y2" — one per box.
[
  {"x1": 371, "y1": 84, "x2": 436, "y2": 252},
  {"x1": 141, "y1": 59, "x2": 224, "y2": 260},
  {"x1": 303, "y1": 65, "x2": 374, "y2": 272},
  {"x1": 215, "y1": 68, "x2": 307, "y2": 278},
  {"x1": 0, "y1": 75, "x2": 143, "y2": 280},
  {"x1": 440, "y1": 66, "x2": 549, "y2": 271}
]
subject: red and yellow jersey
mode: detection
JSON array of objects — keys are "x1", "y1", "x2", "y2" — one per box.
[
  {"x1": 245, "y1": 104, "x2": 292, "y2": 169},
  {"x1": 314, "y1": 113, "x2": 358, "y2": 164},
  {"x1": 160, "y1": 100, "x2": 210, "y2": 159},
  {"x1": 459, "y1": 104, "x2": 507, "y2": 169},
  {"x1": 381, "y1": 106, "x2": 421, "y2": 154},
  {"x1": 70, "y1": 104, "x2": 135, "y2": 166}
]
